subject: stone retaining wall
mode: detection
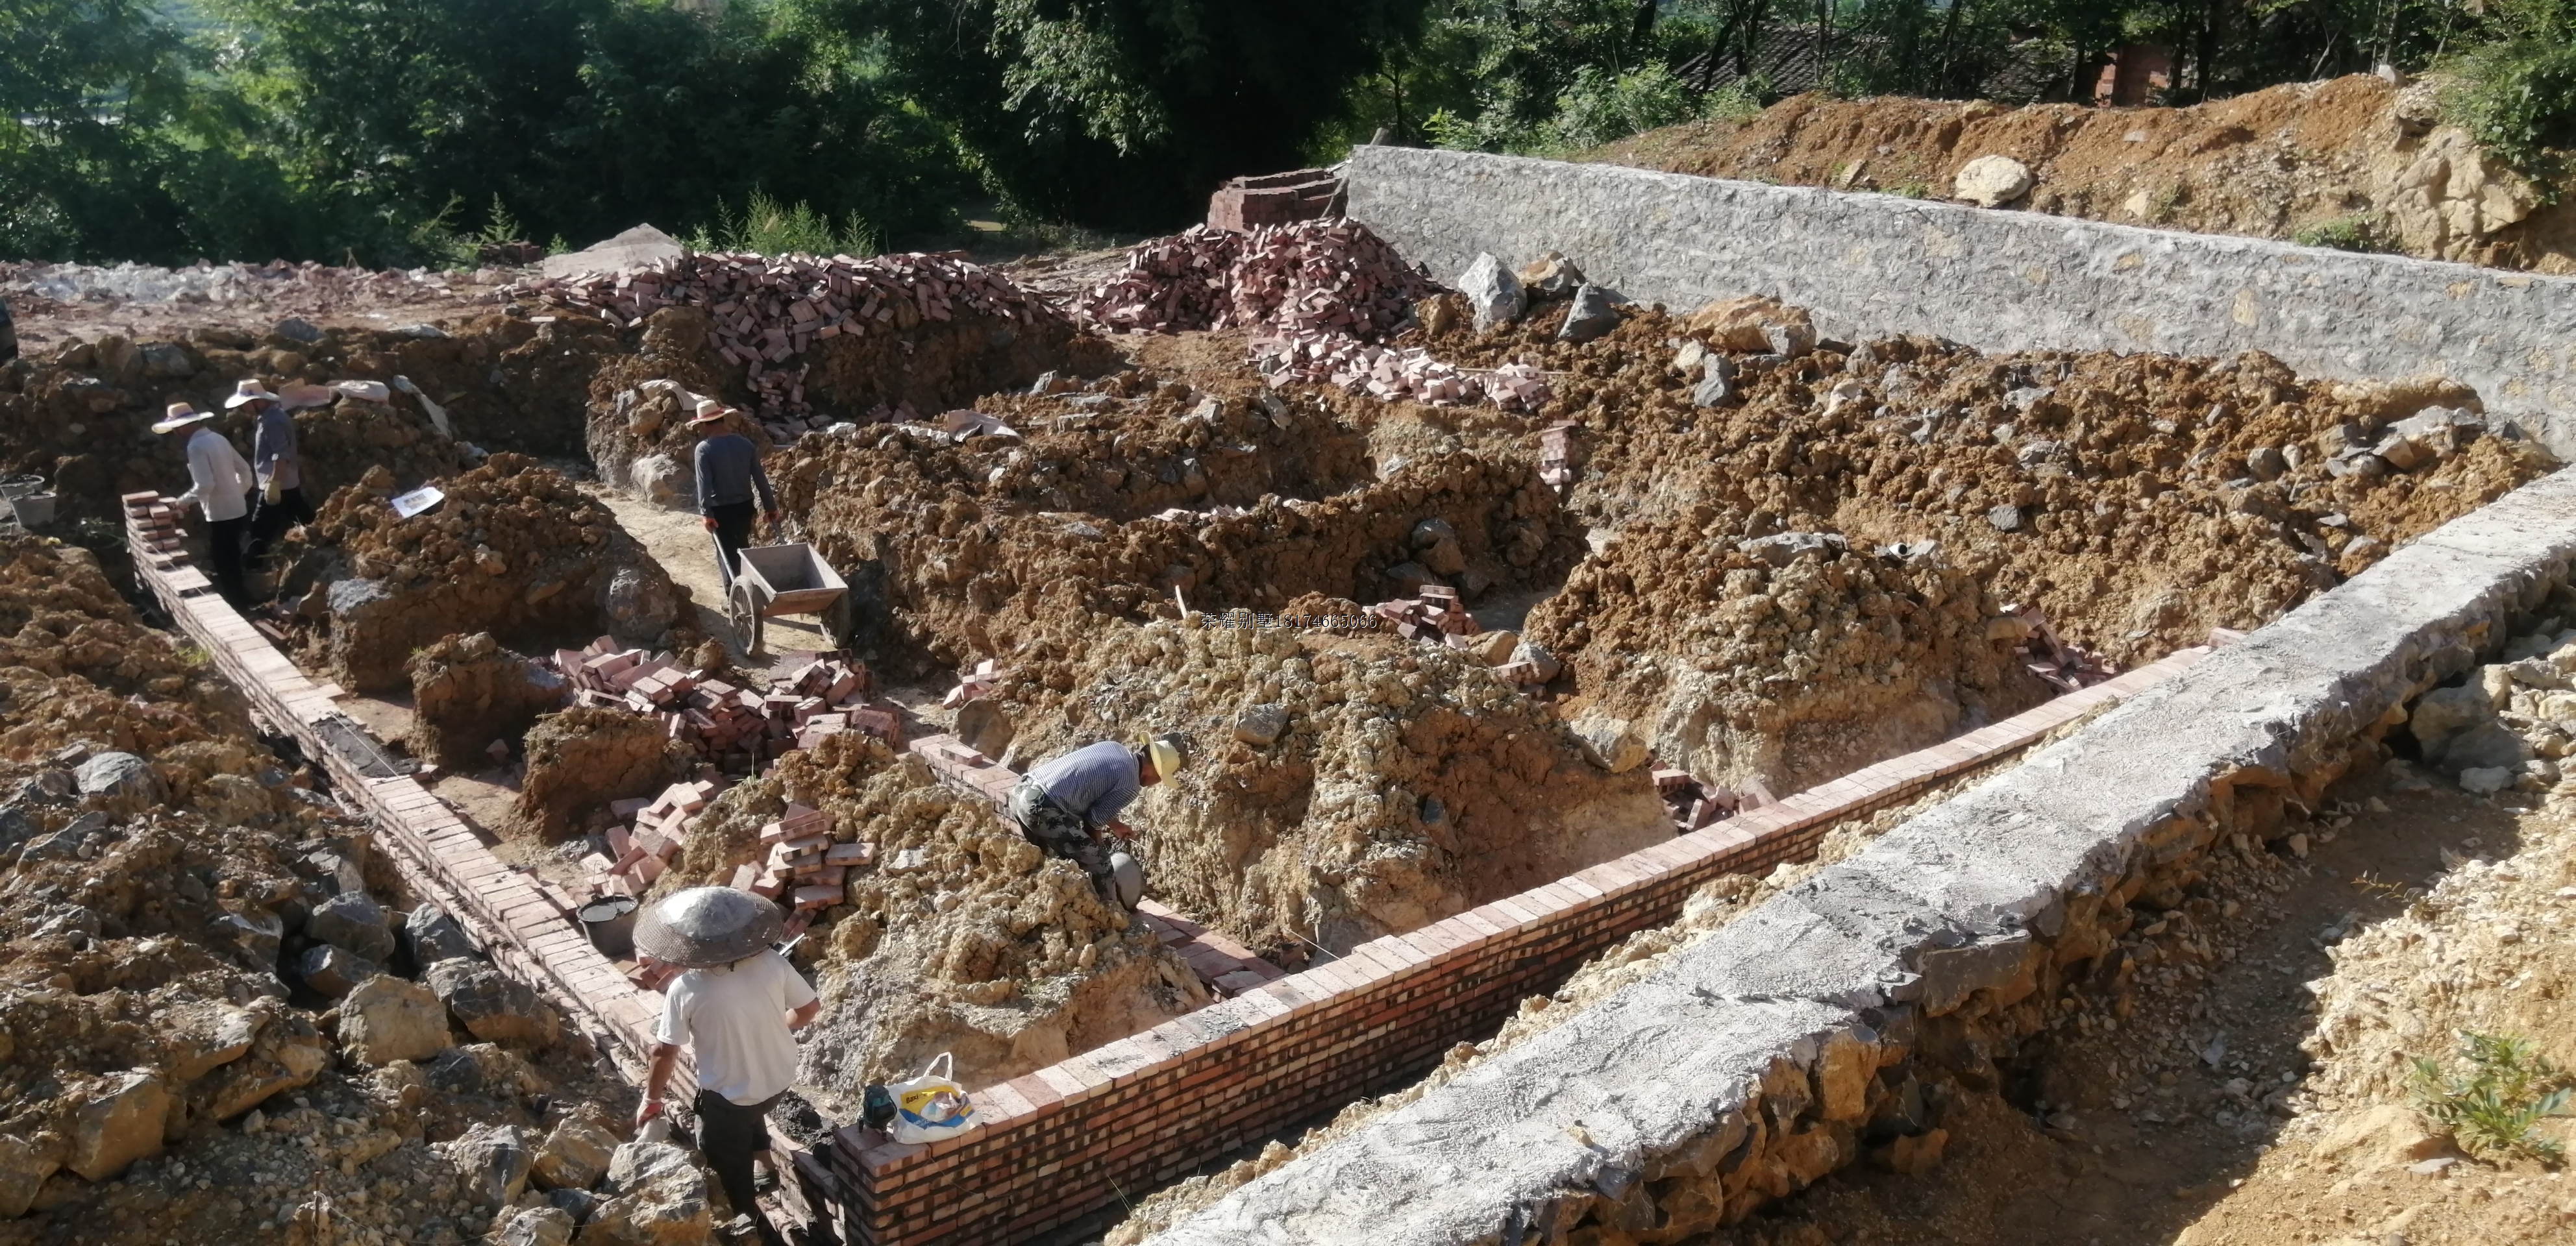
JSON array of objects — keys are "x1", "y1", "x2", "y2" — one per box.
[
  {"x1": 1143, "y1": 467, "x2": 2576, "y2": 1245},
  {"x1": 824, "y1": 649, "x2": 2212, "y2": 1244},
  {"x1": 1343, "y1": 147, "x2": 2576, "y2": 455}
]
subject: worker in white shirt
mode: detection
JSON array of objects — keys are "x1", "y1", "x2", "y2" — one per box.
[
  {"x1": 155, "y1": 401, "x2": 255, "y2": 605},
  {"x1": 634, "y1": 887, "x2": 818, "y2": 1246}
]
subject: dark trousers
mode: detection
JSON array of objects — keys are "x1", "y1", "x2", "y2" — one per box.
[
  {"x1": 205, "y1": 514, "x2": 251, "y2": 605},
  {"x1": 1008, "y1": 779, "x2": 1121, "y2": 903},
  {"x1": 695, "y1": 1087, "x2": 785, "y2": 1239},
  {"x1": 708, "y1": 501, "x2": 757, "y2": 589},
  {"x1": 246, "y1": 485, "x2": 312, "y2": 563}
]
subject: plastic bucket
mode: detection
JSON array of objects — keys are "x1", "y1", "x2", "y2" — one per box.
[
  {"x1": 8, "y1": 493, "x2": 54, "y2": 527},
  {"x1": 576, "y1": 894, "x2": 640, "y2": 959}
]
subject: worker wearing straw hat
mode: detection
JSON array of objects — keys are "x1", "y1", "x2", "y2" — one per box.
[
  {"x1": 633, "y1": 887, "x2": 815, "y2": 1246},
  {"x1": 230, "y1": 379, "x2": 312, "y2": 565},
  {"x1": 691, "y1": 399, "x2": 780, "y2": 590},
  {"x1": 155, "y1": 401, "x2": 255, "y2": 604},
  {"x1": 1006, "y1": 733, "x2": 1188, "y2": 909}
]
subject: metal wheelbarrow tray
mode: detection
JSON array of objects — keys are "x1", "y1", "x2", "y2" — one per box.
[{"x1": 726, "y1": 543, "x2": 852, "y2": 655}]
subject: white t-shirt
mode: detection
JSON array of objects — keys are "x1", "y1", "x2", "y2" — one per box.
[{"x1": 655, "y1": 949, "x2": 818, "y2": 1105}]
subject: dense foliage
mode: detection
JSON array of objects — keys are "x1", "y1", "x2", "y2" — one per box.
[{"x1": 2, "y1": 0, "x2": 2571, "y2": 265}]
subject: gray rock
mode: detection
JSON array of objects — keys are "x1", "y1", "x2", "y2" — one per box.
[
  {"x1": 533, "y1": 1116, "x2": 619, "y2": 1191},
  {"x1": 0, "y1": 1132, "x2": 60, "y2": 1217},
  {"x1": 1515, "y1": 251, "x2": 1585, "y2": 297},
  {"x1": 296, "y1": 944, "x2": 379, "y2": 997},
  {"x1": 2246, "y1": 446, "x2": 2286, "y2": 480},
  {"x1": 0, "y1": 804, "x2": 32, "y2": 856},
  {"x1": 271, "y1": 317, "x2": 325, "y2": 344},
  {"x1": 2458, "y1": 766, "x2": 2514, "y2": 795},
  {"x1": 1384, "y1": 562, "x2": 1440, "y2": 595},
  {"x1": 138, "y1": 342, "x2": 195, "y2": 378},
  {"x1": 1914, "y1": 933, "x2": 2037, "y2": 1014},
  {"x1": 394, "y1": 323, "x2": 449, "y2": 340},
  {"x1": 1233, "y1": 703, "x2": 1289, "y2": 747},
  {"x1": 1570, "y1": 715, "x2": 1648, "y2": 773},
  {"x1": 498, "y1": 1206, "x2": 573, "y2": 1246},
  {"x1": 1740, "y1": 531, "x2": 1848, "y2": 567},
  {"x1": 1409, "y1": 517, "x2": 1456, "y2": 549},
  {"x1": 406, "y1": 903, "x2": 478, "y2": 964},
  {"x1": 339, "y1": 975, "x2": 449, "y2": 1066},
  {"x1": 74, "y1": 751, "x2": 164, "y2": 812},
  {"x1": 425, "y1": 956, "x2": 554, "y2": 1045},
  {"x1": 2409, "y1": 683, "x2": 2496, "y2": 754},
  {"x1": 1953, "y1": 154, "x2": 2034, "y2": 206},
  {"x1": 2436, "y1": 721, "x2": 2531, "y2": 773},
  {"x1": 67, "y1": 1070, "x2": 169, "y2": 1181},
  {"x1": 1454, "y1": 252, "x2": 1524, "y2": 332},
  {"x1": 212, "y1": 909, "x2": 284, "y2": 967},
  {"x1": 327, "y1": 578, "x2": 393, "y2": 616},
  {"x1": 1557, "y1": 283, "x2": 1621, "y2": 343},
  {"x1": 1511, "y1": 640, "x2": 1563, "y2": 683},
  {"x1": 1986, "y1": 504, "x2": 2025, "y2": 533},
  {"x1": 306, "y1": 891, "x2": 396, "y2": 963},
  {"x1": 443, "y1": 1122, "x2": 534, "y2": 1204},
  {"x1": 1421, "y1": 534, "x2": 1468, "y2": 577},
  {"x1": 1691, "y1": 353, "x2": 1738, "y2": 408},
  {"x1": 545, "y1": 1187, "x2": 598, "y2": 1222}
]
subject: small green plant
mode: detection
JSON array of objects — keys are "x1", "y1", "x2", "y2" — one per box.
[
  {"x1": 1702, "y1": 81, "x2": 1764, "y2": 123},
  {"x1": 683, "y1": 191, "x2": 880, "y2": 258},
  {"x1": 2293, "y1": 215, "x2": 2390, "y2": 254},
  {"x1": 1889, "y1": 180, "x2": 1931, "y2": 199},
  {"x1": 2410, "y1": 1031, "x2": 2574, "y2": 1164}
]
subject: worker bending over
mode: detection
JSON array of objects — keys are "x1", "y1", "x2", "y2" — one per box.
[
  {"x1": 634, "y1": 887, "x2": 819, "y2": 1246},
  {"x1": 1009, "y1": 734, "x2": 1189, "y2": 909},
  {"x1": 155, "y1": 402, "x2": 255, "y2": 605},
  {"x1": 691, "y1": 399, "x2": 780, "y2": 589}
]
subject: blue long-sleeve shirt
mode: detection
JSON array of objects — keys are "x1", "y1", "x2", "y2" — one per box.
[
  {"x1": 253, "y1": 404, "x2": 299, "y2": 491},
  {"x1": 1028, "y1": 740, "x2": 1141, "y2": 828},
  {"x1": 694, "y1": 433, "x2": 776, "y2": 514}
]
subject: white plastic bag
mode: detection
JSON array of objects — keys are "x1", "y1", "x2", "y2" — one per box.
[{"x1": 886, "y1": 1051, "x2": 976, "y2": 1145}]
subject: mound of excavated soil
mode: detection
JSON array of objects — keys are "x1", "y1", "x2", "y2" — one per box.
[
  {"x1": 1590, "y1": 75, "x2": 2576, "y2": 273},
  {"x1": 405, "y1": 633, "x2": 567, "y2": 773},
  {"x1": 773, "y1": 370, "x2": 1580, "y2": 674},
  {"x1": 515, "y1": 705, "x2": 695, "y2": 842},
  {"x1": 990, "y1": 613, "x2": 1670, "y2": 955},
  {"x1": 290, "y1": 455, "x2": 690, "y2": 693},
  {"x1": 654, "y1": 734, "x2": 1196, "y2": 1099},
  {"x1": 0, "y1": 532, "x2": 638, "y2": 1246},
  {"x1": 1418, "y1": 302, "x2": 2551, "y2": 794}
]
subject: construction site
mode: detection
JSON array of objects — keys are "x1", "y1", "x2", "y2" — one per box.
[{"x1": 5, "y1": 75, "x2": 2576, "y2": 1246}]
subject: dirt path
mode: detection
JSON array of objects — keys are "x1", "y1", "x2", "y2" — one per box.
[{"x1": 1681, "y1": 779, "x2": 2575, "y2": 1245}]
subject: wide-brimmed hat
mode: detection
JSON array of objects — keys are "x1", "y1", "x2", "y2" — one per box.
[
  {"x1": 633, "y1": 886, "x2": 784, "y2": 968},
  {"x1": 1145, "y1": 732, "x2": 1191, "y2": 780},
  {"x1": 151, "y1": 402, "x2": 214, "y2": 434},
  {"x1": 689, "y1": 398, "x2": 737, "y2": 427},
  {"x1": 224, "y1": 379, "x2": 281, "y2": 408}
]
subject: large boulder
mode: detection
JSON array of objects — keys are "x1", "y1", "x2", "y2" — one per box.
[
  {"x1": 2409, "y1": 683, "x2": 2497, "y2": 756},
  {"x1": 425, "y1": 957, "x2": 558, "y2": 1045},
  {"x1": 1570, "y1": 714, "x2": 1649, "y2": 774},
  {"x1": 1681, "y1": 295, "x2": 1816, "y2": 357},
  {"x1": 580, "y1": 1142, "x2": 715, "y2": 1246},
  {"x1": 296, "y1": 944, "x2": 380, "y2": 997},
  {"x1": 338, "y1": 975, "x2": 451, "y2": 1066},
  {"x1": 0, "y1": 1132, "x2": 63, "y2": 1217},
  {"x1": 306, "y1": 892, "x2": 397, "y2": 963},
  {"x1": 193, "y1": 1002, "x2": 327, "y2": 1119},
  {"x1": 443, "y1": 1122, "x2": 536, "y2": 1205},
  {"x1": 1556, "y1": 284, "x2": 1622, "y2": 343},
  {"x1": 1454, "y1": 253, "x2": 1524, "y2": 334},
  {"x1": 75, "y1": 751, "x2": 164, "y2": 814},
  {"x1": 502, "y1": 1207, "x2": 576, "y2": 1246},
  {"x1": 1953, "y1": 154, "x2": 2035, "y2": 206},
  {"x1": 163, "y1": 1001, "x2": 258, "y2": 1081},
  {"x1": 404, "y1": 903, "x2": 478, "y2": 965},
  {"x1": 533, "y1": 1116, "x2": 620, "y2": 1191},
  {"x1": 67, "y1": 1070, "x2": 169, "y2": 1181}
]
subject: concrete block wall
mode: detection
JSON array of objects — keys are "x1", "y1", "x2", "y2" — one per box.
[
  {"x1": 826, "y1": 650, "x2": 2211, "y2": 1245},
  {"x1": 123, "y1": 495, "x2": 673, "y2": 1078},
  {"x1": 1145, "y1": 466, "x2": 2576, "y2": 1245},
  {"x1": 1341, "y1": 147, "x2": 2576, "y2": 455}
]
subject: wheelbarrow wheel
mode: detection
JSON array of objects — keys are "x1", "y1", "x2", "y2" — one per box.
[{"x1": 728, "y1": 578, "x2": 764, "y2": 657}]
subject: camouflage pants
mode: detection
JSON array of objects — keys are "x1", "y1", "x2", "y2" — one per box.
[{"x1": 1006, "y1": 779, "x2": 1139, "y2": 908}]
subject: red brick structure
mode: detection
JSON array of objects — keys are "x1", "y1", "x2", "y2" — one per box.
[{"x1": 1206, "y1": 169, "x2": 1343, "y2": 234}]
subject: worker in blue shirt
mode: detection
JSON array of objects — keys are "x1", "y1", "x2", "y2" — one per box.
[
  {"x1": 691, "y1": 400, "x2": 780, "y2": 589},
  {"x1": 1008, "y1": 734, "x2": 1190, "y2": 909}
]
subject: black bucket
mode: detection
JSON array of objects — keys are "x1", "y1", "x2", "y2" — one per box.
[{"x1": 577, "y1": 894, "x2": 640, "y2": 959}]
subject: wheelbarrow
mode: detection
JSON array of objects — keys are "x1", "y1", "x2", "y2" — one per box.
[
  {"x1": 0, "y1": 474, "x2": 53, "y2": 528},
  {"x1": 726, "y1": 543, "x2": 853, "y2": 656}
]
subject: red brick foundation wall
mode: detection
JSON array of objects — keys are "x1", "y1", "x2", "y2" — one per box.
[{"x1": 828, "y1": 648, "x2": 2212, "y2": 1245}]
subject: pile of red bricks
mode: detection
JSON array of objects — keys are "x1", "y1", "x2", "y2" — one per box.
[
  {"x1": 1074, "y1": 219, "x2": 1434, "y2": 341},
  {"x1": 552, "y1": 642, "x2": 898, "y2": 766},
  {"x1": 1539, "y1": 421, "x2": 1579, "y2": 491},
  {"x1": 1651, "y1": 768, "x2": 1768, "y2": 833},
  {"x1": 2002, "y1": 605, "x2": 2121, "y2": 692},
  {"x1": 725, "y1": 802, "x2": 872, "y2": 912},
  {"x1": 939, "y1": 659, "x2": 1008, "y2": 709},
  {"x1": 1367, "y1": 585, "x2": 1481, "y2": 642},
  {"x1": 124, "y1": 493, "x2": 186, "y2": 570},
  {"x1": 1206, "y1": 169, "x2": 1341, "y2": 234},
  {"x1": 578, "y1": 779, "x2": 722, "y2": 901},
  {"x1": 508, "y1": 250, "x2": 1053, "y2": 422}
]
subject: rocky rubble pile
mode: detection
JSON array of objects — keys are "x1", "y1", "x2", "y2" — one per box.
[
  {"x1": 1, "y1": 259, "x2": 471, "y2": 310},
  {"x1": 289, "y1": 456, "x2": 688, "y2": 693},
  {"x1": 406, "y1": 632, "x2": 569, "y2": 772},
  {"x1": 553, "y1": 641, "x2": 897, "y2": 771},
  {"x1": 652, "y1": 733, "x2": 1200, "y2": 1101},
  {"x1": 514, "y1": 250, "x2": 1061, "y2": 424},
  {"x1": 1074, "y1": 220, "x2": 1434, "y2": 339}
]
